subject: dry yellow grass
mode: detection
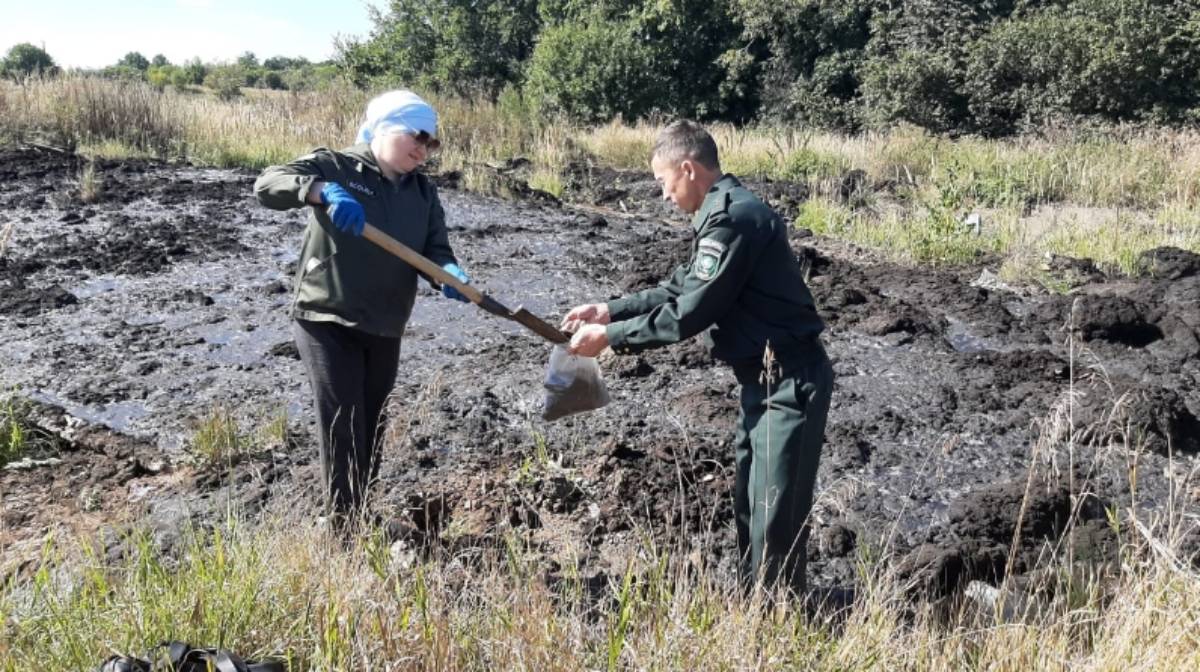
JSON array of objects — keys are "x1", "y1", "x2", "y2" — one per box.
[
  {"x1": 1, "y1": 494, "x2": 1196, "y2": 670},
  {"x1": 4, "y1": 75, "x2": 1200, "y2": 275}
]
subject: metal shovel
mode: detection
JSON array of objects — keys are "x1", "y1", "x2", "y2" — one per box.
[{"x1": 362, "y1": 223, "x2": 569, "y2": 344}]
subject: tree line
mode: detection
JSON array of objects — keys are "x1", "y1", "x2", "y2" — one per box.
[
  {"x1": 1, "y1": 44, "x2": 337, "y2": 98},
  {"x1": 6, "y1": 0, "x2": 1199, "y2": 135},
  {"x1": 339, "y1": 0, "x2": 1200, "y2": 136}
]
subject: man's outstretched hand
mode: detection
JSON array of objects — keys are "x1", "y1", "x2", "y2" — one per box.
[
  {"x1": 561, "y1": 302, "x2": 610, "y2": 335},
  {"x1": 567, "y1": 323, "x2": 609, "y2": 357}
]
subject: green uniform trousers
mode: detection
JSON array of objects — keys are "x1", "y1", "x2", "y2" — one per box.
[{"x1": 732, "y1": 344, "x2": 834, "y2": 596}]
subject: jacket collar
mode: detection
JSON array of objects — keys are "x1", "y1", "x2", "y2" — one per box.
[
  {"x1": 691, "y1": 174, "x2": 740, "y2": 231},
  {"x1": 344, "y1": 143, "x2": 383, "y2": 175}
]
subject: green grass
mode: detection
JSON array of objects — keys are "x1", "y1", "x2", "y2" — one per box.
[
  {"x1": 255, "y1": 406, "x2": 291, "y2": 452},
  {"x1": 796, "y1": 196, "x2": 1017, "y2": 267},
  {"x1": 1, "y1": 400, "x2": 28, "y2": 466},
  {"x1": 527, "y1": 170, "x2": 564, "y2": 199},
  {"x1": 0, "y1": 397, "x2": 61, "y2": 467},
  {"x1": 190, "y1": 406, "x2": 256, "y2": 467},
  {"x1": 12, "y1": 388, "x2": 1190, "y2": 670},
  {"x1": 190, "y1": 405, "x2": 294, "y2": 468},
  {"x1": 2, "y1": 507, "x2": 1197, "y2": 671}
]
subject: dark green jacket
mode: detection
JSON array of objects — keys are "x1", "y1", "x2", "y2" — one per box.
[
  {"x1": 254, "y1": 144, "x2": 457, "y2": 337},
  {"x1": 605, "y1": 174, "x2": 824, "y2": 366}
]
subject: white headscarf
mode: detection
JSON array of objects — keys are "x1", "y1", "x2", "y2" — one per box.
[{"x1": 355, "y1": 90, "x2": 438, "y2": 144}]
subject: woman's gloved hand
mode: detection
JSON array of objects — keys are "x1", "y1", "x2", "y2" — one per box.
[
  {"x1": 319, "y1": 183, "x2": 365, "y2": 236},
  {"x1": 441, "y1": 262, "x2": 470, "y2": 302}
]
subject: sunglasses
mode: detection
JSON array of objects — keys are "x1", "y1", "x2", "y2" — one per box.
[{"x1": 409, "y1": 130, "x2": 441, "y2": 152}]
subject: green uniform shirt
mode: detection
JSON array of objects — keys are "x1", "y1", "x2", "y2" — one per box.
[
  {"x1": 605, "y1": 174, "x2": 824, "y2": 365},
  {"x1": 254, "y1": 144, "x2": 457, "y2": 337}
]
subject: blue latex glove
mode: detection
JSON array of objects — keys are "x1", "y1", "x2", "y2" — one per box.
[
  {"x1": 319, "y1": 182, "x2": 365, "y2": 236},
  {"x1": 441, "y1": 262, "x2": 470, "y2": 302}
]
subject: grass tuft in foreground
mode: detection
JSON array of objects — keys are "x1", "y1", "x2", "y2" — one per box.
[
  {"x1": 190, "y1": 405, "x2": 291, "y2": 468},
  {"x1": 1, "y1": 508, "x2": 1197, "y2": 671},
  {"x1": 0, "y1": 398, "x2": 62, "y2": 467}
]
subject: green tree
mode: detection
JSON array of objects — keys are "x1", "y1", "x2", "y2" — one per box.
[
  {"x1": 263, "y1": 56, "x2": 309, "y2": 70},
  {"x1": 181, "y1": 57, "x2": 207, "y2": 85},
  {"x1": 858, "y1": 2, "x2": 992, "y2": 133},
  {"x1": 236, "y1": 51, "x2": 259, "y2": 69},
  {"x1": 620, "y1": 0, "x2": 752, "y2": 120},
  {"x1": 1, "y1": 42, "x2": 57, "y2": 80},
  {"x1": 337, "y1": 0, "x2": 540, "y2": 96},
  {"x1": 524, "y1": 0, "x2": 751, "y2": 121},
  {"x1": 117, "y1": 51, "x2": 150, "y2": 71},
  {"x1": 730, "y1": 0, "x2": 880, "y2": 129},
  {"x1": 282, "y1": 66, "x2": 319, "y2": 91},
  {"x1": 151, "y1": 54, "x2": 170, "y2": 67}
]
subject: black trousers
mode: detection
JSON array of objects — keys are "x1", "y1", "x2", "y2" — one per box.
[{"x1": 293, "y1": 319, "x2": 401, "y2": 520}]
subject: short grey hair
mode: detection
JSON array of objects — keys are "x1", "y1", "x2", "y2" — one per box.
[{"x1": 652, "y1": 120, "x2": 720, "y2": 171}]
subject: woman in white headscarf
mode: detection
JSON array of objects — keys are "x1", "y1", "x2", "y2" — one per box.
[{"x1": 254, "y1": 90, "x2": 469, "y2": 530}]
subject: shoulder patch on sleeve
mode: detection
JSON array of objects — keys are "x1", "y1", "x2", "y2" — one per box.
[{"x1": 694, "y1": 237, "x2": 727, "y2": 281}]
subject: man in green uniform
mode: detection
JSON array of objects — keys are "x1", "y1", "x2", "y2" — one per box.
[{"x1": 564, "y1": 120, "x2": 834, "y2": 597}]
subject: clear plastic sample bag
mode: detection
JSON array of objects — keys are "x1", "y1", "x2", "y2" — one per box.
[{"x1": 542, "y1": 345, "x2": 611, "y2": 421}]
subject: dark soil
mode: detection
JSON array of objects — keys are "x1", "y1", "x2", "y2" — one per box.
[{"x1": 3, "y1": 145, "x2": 1199, "y2": 601}]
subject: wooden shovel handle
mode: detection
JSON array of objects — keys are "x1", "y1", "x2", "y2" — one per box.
[
  {"x1": 361, "y1": 223, "x2": 570, "y2": 344},
  {"x1": 362, "y1": 223, "x2": 484, "y2": 303}
]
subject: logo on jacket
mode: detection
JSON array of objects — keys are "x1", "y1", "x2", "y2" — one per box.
[
  {"x1": 347, "y1": 181, "x2": 375, "y2": 197},
  {"x1": 694, "y1": 237, "x2": 727, "y2": 281}
]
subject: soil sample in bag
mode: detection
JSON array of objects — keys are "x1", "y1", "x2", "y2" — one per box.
[{"x1": 542, "y1": 345, "x2": 611, "y2": 421}]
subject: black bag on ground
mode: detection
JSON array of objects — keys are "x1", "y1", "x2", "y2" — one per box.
[{"x1": 98, "y1": 640, "x2": 284, "y2": 672}]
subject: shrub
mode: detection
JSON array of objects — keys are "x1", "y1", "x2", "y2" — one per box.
[
  {"x1": 204, "y1": 66, "x2": 244, "y2": 100},
  {"x1": 259, "y1": 71, "x2": 284, "y2": 90},
  {"x1": 146, "y1": 65, "x2": 174, "y2": 91},
  {"x1": 524, "y1": 14, "x2": 663, "y2": 122},
  {"x1": 780, "y1": 147, "x2": 848, "y2": 182},
  {"x1": 169, "y1": 68, "x2": 195, "y2": 90},
  {"x1": 181, "y1": 58, "x2": 207, "y2": 86},
  {"x1": 964, "y1": 0, "x2": 1200, "y2": 135},
  {"x1": 860, "y1": 49, "x2": 969, "y2": 134}
]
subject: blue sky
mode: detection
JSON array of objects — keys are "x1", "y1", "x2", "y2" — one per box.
[{"x1": 1, "y1": 0, "x2": 385, "y2": 68}]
